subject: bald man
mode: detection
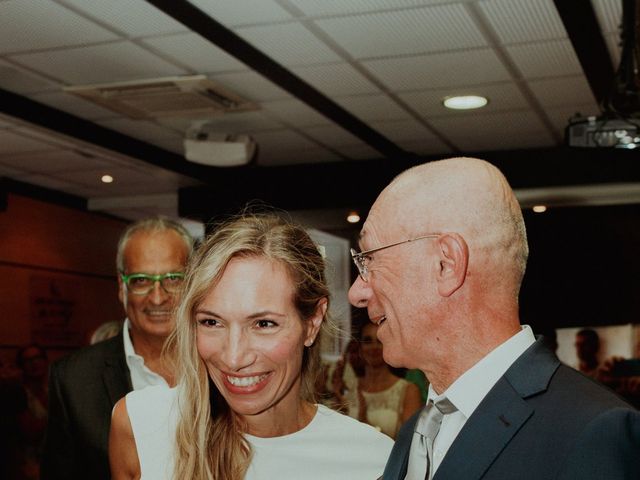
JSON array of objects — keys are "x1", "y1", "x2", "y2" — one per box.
[{"x1": 349, "y1": 158, "x2": 640, "y2": 480}]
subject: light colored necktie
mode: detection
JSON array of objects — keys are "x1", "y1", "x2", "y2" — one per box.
[{"x1": 405, "y1": 397, "x2": 457, "y2": 480}]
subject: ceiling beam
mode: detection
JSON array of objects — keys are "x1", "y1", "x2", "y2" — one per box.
[
  {"x1": 553, "y1": 0, "x2": 616, "y2": 106},
  {"x1": 145, "y1": 0, "x2": 414, "y2": 160}
]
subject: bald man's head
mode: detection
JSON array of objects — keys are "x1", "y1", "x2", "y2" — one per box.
[{"x1": 371, "y1": 157, "x2": 528, "y2": 297}]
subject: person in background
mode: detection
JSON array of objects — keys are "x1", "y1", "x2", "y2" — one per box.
[
  {"x1": 109, "y1": 213, "x2": 393, "y2": 480},
  {"x1": 348, "y1": 157, "x2": 640, "y2": 480},
  {"x1": 574, "y1": 328, "x2": 601, "y2": 377},
  {"x1": 41, "y1": 217, "x2": 193, "y2": 480},
  {"x1": 347, "y1": 322, "x2": 422, "y2": 438},
  {"x1": 89, "y1": 320, "x2": 123, "y2": 345}
]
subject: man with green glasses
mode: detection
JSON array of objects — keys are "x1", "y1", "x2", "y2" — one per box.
[{"x1": 42, "y1": 217, "x2": 193, "y2": 480}]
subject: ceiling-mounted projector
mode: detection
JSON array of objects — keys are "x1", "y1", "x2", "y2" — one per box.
[
  {"x1": 567, "y1": 115, "x2": 639, "y2": 149},
  {"x1": 184, "y1": 123, "x2": 257, "y2": 167}
]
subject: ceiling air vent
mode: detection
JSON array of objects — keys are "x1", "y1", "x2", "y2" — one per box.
[{"x1": 64, "y1": 75, "x2": 258, "y2": 119}]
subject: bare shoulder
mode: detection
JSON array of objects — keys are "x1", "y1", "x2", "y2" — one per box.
[{"x1": 109, "y1": 397, "x2": 141, "y2": 480}]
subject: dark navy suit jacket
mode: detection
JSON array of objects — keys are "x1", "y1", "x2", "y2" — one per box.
[
  {"x1": 383, "y1": 339, "x2": 640, "y2": 480},
  {"x1": 41, "y1": 332, "x2": 132, "y2": 480}
]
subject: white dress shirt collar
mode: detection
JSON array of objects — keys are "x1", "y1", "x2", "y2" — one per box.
[{"x1": 122, "y1": 318, "x2": 169, "y2": 390}]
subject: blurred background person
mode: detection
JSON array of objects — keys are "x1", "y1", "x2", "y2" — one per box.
[
  {"x1": 344, "y1": 323, "x2": 422, "y2": 438},
  {"x1": 89, "y1": 321, "x2": 123, "y2": 345},
  {"x1": 109, "y1": 213, "x2": 393, "y2": 480},
  {"x1": 575, "y1": 328, "x2": 601, "y2": 377}
]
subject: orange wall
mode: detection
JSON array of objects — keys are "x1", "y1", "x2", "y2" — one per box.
[{"x1": 0, "y1": 193, "x2": 127, "y2": 357}]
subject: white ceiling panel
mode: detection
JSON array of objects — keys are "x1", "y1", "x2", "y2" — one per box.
[
  {"x1": 234, "y1": 23, "x2": 342, "y2": 66},
  {"x1": 369, "y1": 118, "x2": 441, "y2": 143},
  {"x1": 363, "y1": 49, "x2": 511, "y2": 91},
  {"x1": 252, "y1": 129, "x2": 321, "y2": 153},
  {"x1": 528, "y1": 76, "x2": 598, "y2": 108},
  {"x1": 397, "y1": 138, "x2": 454, "y2": 156},
  {"x1": 188, "y1": 0, "x2": 293, "y2": 27},
  {"x1": 11, "y1": 126, "x2": 85, "y2": 150},
  {"x1": 604, "y1": 33, "x2": 621, "y2": 68},
  {"x1": 10, "y1": 42, "x2": 188, "y2": 85},
  {"x1": 0, "y1": 60, "x2": 60, "y2": 95},
  {"x1": 333, "y1": 143, "x2": 383, "y2": 160},
  {"x1": 334, "y1": 94, "x2": 413, "y2": 121},
  {"x1": 478, "y1": 0, "x2": 567, "y2": 44},
  {"x1": 29, "y1": 91, "x2": 117, "y2": 121},
  {"x1": 209, "y1": 71, "x2": 291, "y2": 101},
  {"x1": 591, "y1": 0, "x2": 622, "y2": 34},
  {"x1": 0, "y1": 130, "x2": 58, "y2": 155},
  {"x1": 142, "y1": 32, "x2": 248, "y2": 73},
  {"x1": 429, "y1": 110, "x2": 554, "y2": 150},
  {"x1": 262, "y1": 99, "x2": 331, "y2": 127},
  {"x1": 0, "y1": 0, "x2": 118, "y2": 54},
  {"x1": 289, "y1": 0, "x2": 457, "y2": 16},
  {"x1": 258, "y1": 147, "x2": 342, "y2": 166},
  {"x1": 314, "y1": 4, "x2": 487, "y2": 59},
  {"x1": 399, "y1": 82, "x2": 530, "y2": 118},
  {"x1": 507, "y1": 39, "x2": 583, "y2": 78},
  {"x1": 0, "y1": 149, "x2": 110, "y2": 173},
  {"x1": 59, "y1": 0, "x2": 187, "y2": 37},
  {"x1": 291, "y1": 63, "x2": 380, "y2": 96},
  {"x1": 303, "y1": 124, "x2": 364, "y2": 147},
  {"x1": 97, "y1": 118, "x2": 185, "y2": 154},
  {"x1": 158, "y1": 111, "x2": 280, "y2": 135}
]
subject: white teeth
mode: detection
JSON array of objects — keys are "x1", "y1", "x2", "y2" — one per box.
[{"x1": 226, "y1": 374, "x2": 267, "y2": 387}]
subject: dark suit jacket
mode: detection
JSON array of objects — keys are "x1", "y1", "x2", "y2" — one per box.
[
  {"x1": 41, "y1": 332, "x2": 132, "y2": 480},
  {"x1": 384, "y1": 339, "x2": 640, "y2": 480}
]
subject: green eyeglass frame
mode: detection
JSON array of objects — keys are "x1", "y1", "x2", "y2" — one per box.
[{"x1": 120, "y1": 272, "x2": 185, "y2": 295}]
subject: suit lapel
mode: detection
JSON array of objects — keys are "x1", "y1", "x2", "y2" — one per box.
[
  {"x1": 102, "y1": 333, "x2": 132, "y2": 406},
  {"x1": 434, "y1": 339, "x2": 560, "y2": 480}
]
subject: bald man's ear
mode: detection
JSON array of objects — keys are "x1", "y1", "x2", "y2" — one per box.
[{"x1": 436, "y1": 233, "x2": 468, "y2": 297}]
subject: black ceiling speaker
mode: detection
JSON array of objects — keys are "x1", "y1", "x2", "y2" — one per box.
[{"x1": 567, "y1": 0, "x2": 640, "y2": 149}]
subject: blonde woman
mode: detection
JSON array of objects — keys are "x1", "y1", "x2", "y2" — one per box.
[{"x1": 109, "y1": 214, "x2": 392, "y2": 480}]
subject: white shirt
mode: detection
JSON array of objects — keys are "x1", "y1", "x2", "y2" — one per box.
[
  {"x1": 122, "y1": 318, "x2": 169, "y2": 391},
  {"x1": 407, "y1": 325, "x2": 536, "y2": 479}
]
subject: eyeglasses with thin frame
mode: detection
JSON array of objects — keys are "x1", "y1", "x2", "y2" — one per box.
[
  {"x1": 120, "y1": 272, "x2": 185, "y2": 295},
  {"x1": 350, "y1": 234, "x2": 440, "y2": 281}
]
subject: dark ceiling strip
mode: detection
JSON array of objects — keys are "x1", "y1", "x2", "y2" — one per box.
[
  {"x1": 1, "y1": 176, "x2": 87, "y2": 211},
  {"x1": 145, "y1": 0, "x2": 414, "y2": 160},
  {"x1": 0, "y1": 88, "x2": 216, "y2": 182},
  {"x1": 553, "y1": 0, "x2": 616, "y2": 106}
]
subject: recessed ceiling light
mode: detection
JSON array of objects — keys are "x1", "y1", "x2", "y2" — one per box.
[
  {"x1": 443, "y1": 95, "x2": 488, "y2": 110},
  {"x1": 533, "y1": 205, "x2": 547, "y2": 213},
  {"x1": 101, "y1": 174, "x2": 114, "y2": 184},
  {"x1": 347, "y1": 211, "x2": 360, "y2": 223}
]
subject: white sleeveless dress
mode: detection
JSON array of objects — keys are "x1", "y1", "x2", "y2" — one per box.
[{"x1": 126, "y1": 385, "x2": 393, "y2": 480}]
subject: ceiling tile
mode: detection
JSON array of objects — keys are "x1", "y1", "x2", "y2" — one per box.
[
  {"x1": 0, "y1": 149, "x2": 110, "y2": 174},
  {"x1": 141, "y1": 32, "x2": 248, "y2": 73},
  {"x1": 604, "y1": 33, "x2": 621, "y2": 68},
  {"x1": 234, "y1": 23, "x2": 342, "y2": 66},
  {"x1": 209, "y1": 71, "x2": 291, "y2": 101},
  {"x1": 188, "y1": 0, "x2": 293, "y2": 26},
  {"x1": 59, "y1": 0, "x2": 187, "y2": 37},
  {"x1": 291, "y1": 63, "x2": 380, "y2": 96},
  {"x1": 158, "y1": 111, "x2": 280, "y2": 135},
  {"x1": 314, "y1": 4, "x2": 487, "y2": 59},
  {"x1": 302, "y1": 124, "x2": 364, "y2": 147},
  {"x1": 29, "y1": 91, "x2": 117, "y2": 120},
  {"x1": 97, "y1": 118, "x2": 185, "y2": 152},
  {"x1": 592, "y1": 0, "x2": 622, "y2": 34},
  {"x1": 0, "y1": 130, "x2": 58, "y2": 156},
  {"x1": 333, "y1": 143, "x2": 383, "y2": 160},
  {"x1": 0, "y1": 60, "x2": 60, "y2": 95},
  {"x1": 258, "y1": 147, "x2": 342, "y2": 166},
  {"x1": 0, "y1": 0, "x2": 118, "y2": 54},
  {"x1": 429, "y1": 110, "x2": 555, "y2": 151},
  {"x1": 507, "y1": 39, "x2": 583, "y2": 78},
  {"x1": 397, "y1": 138, "x2": 454, "y2": 156},
  {"x1": 528, "y1": 76, "x2": 598, "y2": 108},
  {"x1": 289, "y1": 0, "x2": 455, "y2": 16},
  {"x1": 399, "y1": 82, "x2": 530, "y2": 118},
  {"x1": 369, "y1": 118, "x2": 441, "y2": 143},
  {"x1": 251, "y1": 129, "x2": 321, "y2": 153},
  {"x1": 478, "y1": 0, "x2": 567, "y2": 44},
  {"x1": 13, "y1": 173, "x2": 87, "y2": 193},
  {"x1": 10, "y1": 41, "x2": 188, "y2": 85},
  {"x1": 0, "y1": 163, "x2": 23, "y2": 176},
  {"x1": 334, "y1": 94, "x2": 413, "y2": 121},
  {"x1": 362, "y1": 49, "x2": 511, "y2": 91},
  {"x1": 261, "y1": 99, "x2": 331, "y2": 127}
]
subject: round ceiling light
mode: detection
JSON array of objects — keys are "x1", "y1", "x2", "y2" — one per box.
[
  {"x1": 443, "y1": 95, "x2": 488, "y2": 110},
  {"x1": 346, "y1": 211, "x2": 360, "y2": 224},
  {"x1": 101, "y1": 174, "x2": 114, "y2": 184}
]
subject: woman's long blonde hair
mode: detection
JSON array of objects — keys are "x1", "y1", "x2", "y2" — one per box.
[{"x1": 167, "y1": 213, "x2": 330, "y2": 480}]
